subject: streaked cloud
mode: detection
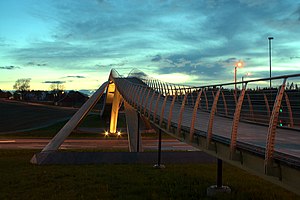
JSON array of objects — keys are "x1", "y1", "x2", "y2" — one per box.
[
  {"x1": 26, "y1": 62, "x2": 47, "y2": 67},
  {"x1": 42, "y1": 81, "x2": 66, "y2": 84},
  {"x1": 95, "y1": 61, "x2": 128, "y2": 68},
  {"x1": 0, "y1": 66, "x2": 20, "y2": 70},
  {"x1": 65, "y1": 75, "x2": 86, "y2": 79}
]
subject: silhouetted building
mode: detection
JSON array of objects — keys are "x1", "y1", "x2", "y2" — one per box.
[
  {"x1": 0, "y1": 90, "x2": 12, "y2": 99},
  {"x1": 56, "y1": 91, "x2": 88, "y2": 107}
]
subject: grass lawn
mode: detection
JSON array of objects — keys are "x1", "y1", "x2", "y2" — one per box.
[{"x1": 0, "y1": 149, "x2": 298, "y2": 200}]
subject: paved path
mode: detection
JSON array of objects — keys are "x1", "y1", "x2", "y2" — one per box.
[{"x1": 0, "y1": 138, "x2": 198, "y2": 151}]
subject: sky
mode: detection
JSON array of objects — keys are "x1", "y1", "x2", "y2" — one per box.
[{"x1": 0, "y1": 0, "x2": 300, "y2": 91}]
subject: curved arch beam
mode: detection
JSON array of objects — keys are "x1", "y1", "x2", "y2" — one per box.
[
  {"x1": 148, "y1": 90, "x2": 156, "y2": 119},
  {"x1": 203, "y1": 89, "x2": 209, "y2": 110},
  {"x1": 177, "y1": 93, "x2": 188, "y2": 137},
  {"x1": 230, "y1": 84, "x2": 247, "y2": 157},
  {"x1": 167, "y1": 92, "x2": 177, "y2": 131},
  {"x1": 221, "y1": 91, "x2": 228, "y2": 116},
  {"x1": 206, "y1": 88, "x2": 221, "y2": 146},
  {"x1": 153, "y1": 93, "x2": 161, "y2": 123},
  {"x1": 143, "y1": 89, "x2": 151, "y2": 116},
  {"x1": 265, "y1": 78, "x2": 287, "y2": 171},
  {"x1": 189, "y1": 89, "x2": 203, "y2": 141},
  {"x1": 263, "y1": 92, "x2": 271, "y2": 118},
  {"x1": 246, "y1": 93, "x2": 254, "y2": 120},
  {"x1": 159, "y1": 95, "x2": 168, "y2": 126}
]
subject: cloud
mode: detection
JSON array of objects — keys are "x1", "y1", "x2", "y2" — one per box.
[
  {"x1": 52, "y1": 33, "x2": 73, "y2": 40},
  {"x1": 290, "y1": 56, "x2": 300, "y2": 59},
  {"x1": 151, "y1": 55, "x2": 162, "y2": 62},
  {"x1": 1, "y1": 0, "x2": 299, "y2": 85},
  {"x1": 95, "y1": 61, "x2": 127, "y2": 68},
  {"x1": 149, "y1": 51, "x2": 262, "y2": 85},
  {"x1": 0, "y1": 37, "x2": 10, "y2": 47},
  {"x1": 65, "y1": 75, "x2": 86, "y2": 78},
  {"x1": 294, "y1": 4, "x2": 300, "y2": 21},
  {"x1": 26, "y1": 62, "x2": 47, "y2": 66},
  {"x1": 95, "y1": 64, "x2": 106, "y2": 68},
  {"x1": 0, "y1": 66, "x2": 20, "y2": 70},
  {"x1": 42, "y1": 81, "x2": 66, "y2": 84},
  {"x1": 238, "y1": 0, "x2": 274, "y2": 7}
]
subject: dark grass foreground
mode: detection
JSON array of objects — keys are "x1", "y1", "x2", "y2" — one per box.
[{"x1": 0, "y1": 150, "x2": 298, "y2": 200}]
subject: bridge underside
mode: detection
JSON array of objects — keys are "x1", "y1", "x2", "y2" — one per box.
[{"x1": 31, "y1": 70, "x2": 300, "y2": 196}]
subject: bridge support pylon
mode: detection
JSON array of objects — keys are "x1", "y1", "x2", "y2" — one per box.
[
  {"x1": 109, "y1": 87, "x2": 122, "y2": 134},
  {"x1": 124, "y1": 101, "x2": 143, "y2": 152}
]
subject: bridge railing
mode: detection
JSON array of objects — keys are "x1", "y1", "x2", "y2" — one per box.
[
  {"x1": 125, "y1": 70, "x2": 300, "y2": 129},
  {"x1": 111, "y1": 70, "x2": 300, "y2": 168}
]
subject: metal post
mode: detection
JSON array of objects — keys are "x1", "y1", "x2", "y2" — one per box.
[
  {"x1": 217, "y1": 159, "x2": 223, "y2": 188},
  {"x1": 137, "y1": 112, "x2": 140, "y2": 152},
  {"x1": 242, "y1": 76, "x2": 244, "y2": 88},
  {"x1": 154, "y1": 129, "x2": 165, "y2": 169},
  {"x1": 207, "y1": 158, "x2": 231, "y2": 196},
  {"x1": 234, "y1": 66, "x2": 237, "y2": 97},
  {"x1": 268, "y1": 37, "x2": 274, "y2": 88},
  {"x1": 158, "y1": 129, "x2": 162, "y2": 166}
]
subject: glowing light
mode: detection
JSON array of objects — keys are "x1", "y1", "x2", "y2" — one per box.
[
  {"x1": 235, "y1": 60, "x2": 244, "y2": 68},
  {"x1": 104, "y1": 131, "x2": 109, "y2": 136},
  {"x1": 117, "y1": 131, "x2": 121, "y2": 137}
]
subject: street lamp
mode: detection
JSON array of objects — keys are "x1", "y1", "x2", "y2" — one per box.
[
  {"x1": 268, "y1": 36, "x2": 274, "y2": 88},
  {"x1": 234, "y1": 60, "x2": 244, "y2": 96}
]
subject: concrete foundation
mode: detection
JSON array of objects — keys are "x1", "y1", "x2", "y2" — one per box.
[{"x1": 207, "y1": 185, "x2": 231, "y2": 196}]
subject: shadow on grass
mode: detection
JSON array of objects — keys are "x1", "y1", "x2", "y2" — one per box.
[{"x1": 0, "y1": 149, "x2": 298, "y2": 200}]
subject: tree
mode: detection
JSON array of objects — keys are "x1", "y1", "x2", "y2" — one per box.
[
  {"x1": 50, "y1": 83, "x2": 65, "y2": 91},
  {"x1": 50, "y1": 82, "x2": 65, "y2": 103},
  {"x1": 13, "y1": 78, "x2": 31, "y2": 100},
  {"x1": 13, "y1": 78, "x2": 31, "y2": 91}
]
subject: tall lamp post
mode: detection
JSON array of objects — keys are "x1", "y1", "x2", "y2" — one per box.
[
  {"x1": 234, "y1": 61, "x2": 244, "y2": 96},
  {"x1": 268, "y1": 36, "x2": 274, "y2": 88}
]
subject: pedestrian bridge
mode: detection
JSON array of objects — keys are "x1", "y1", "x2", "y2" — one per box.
[{"x1": 32, "y1": 69, "x2": 300, "y2": 195}]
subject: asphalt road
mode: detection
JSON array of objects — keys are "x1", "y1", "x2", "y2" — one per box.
[
  {"x1": 0, "y1": 99, "x2": 76, "y2": 133},
  {"x1": 0, "y1": 138, "x2": 199, "y2": 151}
]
